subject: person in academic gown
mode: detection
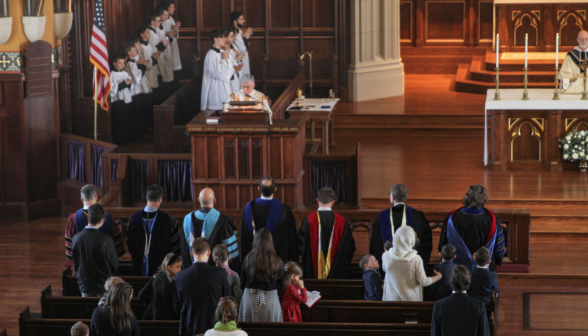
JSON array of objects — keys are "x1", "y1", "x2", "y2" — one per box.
[
  {"x1": 65, "y1": 185, "x2": 125, "y2": 272},
  {"x1": 240, "y1": 176, "x2": 298, "y2": 263},
  {"x1": 180, "y1": 188, "x2": 240, "y2": 271},
  {"x1": 370, "y1": 184, "x2": 432, "y2": 270},
  {"x1": 230, "y1": 11, "x2": 251, "y2": 76},
  {"x1": 438, "y1": 185, "x2": 506, "y2": 272},
  {"x1": 127, "y1": 185, "x2": 180, "y2": 276},
  {"x1": 201, "y1": 29, "x2": 235, "y2": 111},
  {"x1": 559, "y1": 30, "x2": 588, "y2": 94},
  {"x1": 298, "y1": 188, "x2": 356, "y2": 279}
]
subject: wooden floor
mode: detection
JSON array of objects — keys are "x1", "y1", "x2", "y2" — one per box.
[{"x1": 2, "y1": 75, "x2": 588, "y2": 335}]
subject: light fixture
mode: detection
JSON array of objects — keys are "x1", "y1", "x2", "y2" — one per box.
[
  {"x1": 0, "y1": 0, "x2": 12, "y2": 45},
  {"x1": 22, "y1": 0, "x2": 46, "y2": 42},
  {"x1": 53, "y1": 0, "x2": 72, "y2": 40}
]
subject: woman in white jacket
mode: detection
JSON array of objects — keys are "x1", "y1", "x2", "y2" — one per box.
[{"x1": 382, "y1": 226, "x2": 442, "y2": 301}]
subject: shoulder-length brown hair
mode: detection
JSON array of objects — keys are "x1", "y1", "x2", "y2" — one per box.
[
  {"x1": 245, "y1": 228, "x2": 284, "y2": 282},
  {"x1": 105, "y1": 282, "x2": 134, "y2": 332},
  {"x1": 462, "y1": 184, "x2": 488, "y2": 209}
]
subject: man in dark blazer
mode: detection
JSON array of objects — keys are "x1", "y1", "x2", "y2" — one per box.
[
  {"x1": 176, "y1": 237, "x2": 230, "y2": 336},
  {"x1": 431, "y1": 265, "x2": 490, "y2": 336}
]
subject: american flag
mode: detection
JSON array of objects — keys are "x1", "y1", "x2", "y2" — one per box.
[{"x1": 90, "y1": 0, "x2": 110, "y2": 110}]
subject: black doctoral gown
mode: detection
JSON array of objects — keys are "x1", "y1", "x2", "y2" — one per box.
[
  {"x1": 438, "y1": 208, "x2": 506, "y2": 272},
  {"x1": 240, "y1": 199, "x2": 298, "y2": 263},
  {"x1": 370, "y1": 204, "x2": 433, "y2": 269},
  {"x1": 179, "y1": 208, "x2": 240, "y2": 272},
  {"x1": 126, "y1": 209, "x2": 181, "y2": 276},
  {"x1": 298, "y1": 210, "x2": 356, "y2": 279}
]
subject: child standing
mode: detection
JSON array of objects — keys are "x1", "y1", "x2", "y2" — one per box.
[
  {"x1": 468, "y1": 247, "x2": 499, "y2": 303},
  {"x1": 212, "y1": 244, "x2": 242, "y2": 303},
  {"x1": 429, "y1": 244, "x2": 458, "y2": 301},
  {"x1": 280, "y1": 261, "x2": 307, "y2": 322},
  {"x1": 360, "y1": 254, "x2": 383, "y2": 301},
  {"x1": 109, "y1": 55, "x2": 133, "y2": 145}
]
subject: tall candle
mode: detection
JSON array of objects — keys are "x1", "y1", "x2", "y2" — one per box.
[
  {"x1": 496, "y1": 34, "x2": 499, "y2": 68},
  {"x1": 556, "y1": 33, "x2": 559, "y2": 68},
  {"x1": 524, "y1": 34, "x2": 528, "y2": 68}
]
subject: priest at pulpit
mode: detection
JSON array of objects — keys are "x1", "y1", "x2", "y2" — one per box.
[
  {"x1": 559, "y1": 30, "x2": 588, "y2": 94},
  {"x1": 229, "y1": 74, "x2": 272, "y2": 118}
]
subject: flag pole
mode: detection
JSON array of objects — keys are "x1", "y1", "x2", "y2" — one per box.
[{"x1": 94, "y1": 66, "x2": 98, "y2": 140}]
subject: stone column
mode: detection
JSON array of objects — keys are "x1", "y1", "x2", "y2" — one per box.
[{"x1": 348, "y1": 0, "x2": 404, "y2": 101}]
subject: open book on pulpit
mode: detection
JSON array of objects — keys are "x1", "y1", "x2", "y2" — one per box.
[{"x1": 305, "y1": 291, "x2": 321, "y2": 308}]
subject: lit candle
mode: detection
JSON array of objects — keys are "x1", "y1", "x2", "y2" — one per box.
[
  {"x1": 556, "y1": 33, "x2": 559, "y2": 68},
  {"x1": 496, "y1": 34, "x2": 499, "y2": 68},
  {"x1": 525, "y1": 34, "x2": 528, "y2": 68}
]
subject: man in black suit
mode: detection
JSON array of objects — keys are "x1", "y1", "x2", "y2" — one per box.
[
  {"x1": 176, "y1": 237, "x2": 230, "y2": 336},
  {"x1": 431, "y1": 265, "x2": 490, "y2": 336}
]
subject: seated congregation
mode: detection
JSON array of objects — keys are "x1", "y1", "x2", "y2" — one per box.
[{"x1": 58, "y1": 181, "x2": 501, "y2": 336}]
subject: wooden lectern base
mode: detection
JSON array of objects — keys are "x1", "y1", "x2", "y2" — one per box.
[{"x1": 220, "y1": 112, "x2": 269, "y2": 124}]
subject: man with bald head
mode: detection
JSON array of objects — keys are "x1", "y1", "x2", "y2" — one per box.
[
  {"x1": 241, "y1": 175, "x2": 298, "y2": 262},
  {"x1": 181, "y1": 187, "x2": 239, "y2": 269},
  {"x1": 560, "y1": 30, "x2": 588, "y2": 94}
]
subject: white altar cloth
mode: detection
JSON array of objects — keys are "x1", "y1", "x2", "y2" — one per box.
[{"x1": 484, "y1": 89, "x2": 588, "y2": 165}]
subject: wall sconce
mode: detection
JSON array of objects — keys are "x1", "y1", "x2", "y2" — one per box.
[
  {"x1": 0, "y1": 0, "x2": 12, "y2": 44},
  {"x1": 53, "y1": 0, "x2": 72, "y2": 40},
  {"x1": 22, "y1": 0, "x2": 46, "y2": 42}
]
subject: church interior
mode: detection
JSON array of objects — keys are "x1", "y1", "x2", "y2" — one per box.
[{"x1": 2, "y1": 0, "x2": 588, "y2": 335}]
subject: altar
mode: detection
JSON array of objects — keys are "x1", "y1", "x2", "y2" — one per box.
[{"x1": 485, "y1": 88, "x2": 588, "y2": 171}]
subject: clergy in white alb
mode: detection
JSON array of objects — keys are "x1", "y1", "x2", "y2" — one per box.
[
  {"x1": 560, "y1": 30, "x2": 588, "y2": 94},
  {"x1": 229, "y1": 74, "x2": 272, "y2": 121},
  {"x1": 201, "y1": 29, "x2": 235, "y2": 111},
  {"x1": 230, "y1": 11, "x2": 251, "y2": 76}
]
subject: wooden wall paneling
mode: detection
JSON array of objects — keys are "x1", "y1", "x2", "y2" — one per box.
[
  {"x1": 201, "y1": 0, "x2": 225, "y2": 28},
  {"x1": 558, "y1": 9, "x2": 587, "y2": 47},
  {"x1": 426, "y1": 1, "x2": 466, "y2": 43},
  {"x1": 207, "y1": 136, "x2": 220, "y2": 179},
  {"x1": 542, "y1": 6, "x2": 554, "y2": 51},
  {"x1": 238, "y1": 185, "x2": 250, "y2": 209},
  {"x1": 512, "y1": 10, "x2": 540, "y2": 48},
  {"x1": 271, "y1": 0, "x2": 292, "y2": 28},
  {"x1": 478, "y1": 1, "x2": 493, "y2": 43},
  {"x1": 315, "y1": 0, "x2": 335, "y2": 28},
  {"x1": 267, "y1": 39, "x2": 300, "y2": 80},
  {"x1": 467, "y1": 0, "x2": 475, "y2": 46},
  {"x1": 415, "y1": 0, "x2": 425, "y2": 46},
  {"x1": 497, "y1": 5, "x2": 511, "y2": 52},
  {"x1": 509, "y1": 118, "x2": 543, "y2": 163},
  {"x1": 243, "y1": 0, "x2": 266, "y2": 28},
  {"x1": 400, "y1": 1, "x2": 413, "y2": 43}
]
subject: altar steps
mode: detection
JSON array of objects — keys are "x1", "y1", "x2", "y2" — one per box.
[
  {"x1": 455, "y1": 53, "x2": 561, "y2": 94},
  {"x1": 401, "y1": 46, "x2": 487, "y2": 74}
]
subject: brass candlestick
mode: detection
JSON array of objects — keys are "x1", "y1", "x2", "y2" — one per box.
[
  {"x1": 553, "y1": 67, "x2": 560, "y2": 100},
  {"x1": 580, "y1": 58, "x2": 588, "y2": 100},
  {"x1": 522, "y1": 67, "x2": 529, "y2": 100},
  {"x1": 494, "y1": 67, "x2": 500, "y2": 100},
  {"x1": 296, "y1": 88, "x2": 303, "y2": 106}
]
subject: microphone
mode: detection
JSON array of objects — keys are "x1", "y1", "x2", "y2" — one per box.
[{"x1": 245, "y1": 93, "x2": 259, "y2": 102}]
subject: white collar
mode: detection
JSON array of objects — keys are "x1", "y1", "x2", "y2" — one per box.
[
  {"x1": 318, "y1": 207, "x2": 332, "y2": 211},
  {"x1": 393, "y1": 202, "x2": 405, "y2": 207},
  {"x1": 260, "y1": 195, "x2": 273, "y2": 200},
  {"x1": 83, "y1": 205, "x2": 90, "y2": 210},
  {"x1": 144, "y1": 206, "x2": 158, "y2": 212},
  {"x1": 575, "y1": 46, "x2": 588, "y2": 52},
  {"x1": 477, "y1": 265, "x2": 490, "y2": 269},
  {"x1": 452, "y1": 290, "x2": 467, "y2": 294}
]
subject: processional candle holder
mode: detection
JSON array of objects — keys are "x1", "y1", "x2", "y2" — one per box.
[
  {"x1": 494, "y1": 67, "x2": 500, "y2": 100},
  {"x1": 553, "y1": 67, "x2": 560, "y2": 100},
  {"x1": 522, "y1": 67, "x2": 530, "y2": 100}
]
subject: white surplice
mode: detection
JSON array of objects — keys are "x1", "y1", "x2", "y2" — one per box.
[
  {"x1": 201, "y1": 48, "x2": 235, "y2": 111},
  {"x1": 233, "y1": 29, "x2": 250, "y2": 76},
  {"x1": 148, "y1": 27, "x2": 174, "y2": 83},
  {"x1": 139, "y1": 41, "x2": 159, "y2": 89},
  {"x1": 162, "y1": 16, "x2": 182, "y2": 71},
  {"x1": 110, "y1": 70, "x2": 133, "y2": 103}
]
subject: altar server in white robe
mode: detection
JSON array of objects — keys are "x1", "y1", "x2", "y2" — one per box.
[
  {"x1": 124, "y1": 43, "x2": 151, "y2": 134},
  {"x1": 223, "y1": 26, "x2": 245, "y2": 93},
  {"x1": 560, "y1": 30, "x2": 588, "y2": 94},
  {"x1": 230, "y1": 11, "x2": 252, "y2": 76},
  {"x1": 138, "y1": 26, "x2": 160, "y2": 126},
  {"x1": 148, "y1": 11, "x2": 174, "y2": 88},
  {"x1": 201, "y1": 29, "x2": 236, "y2": 111},
  {"x1": 110, "y1": 55, "x2": 134, "y2": 145},
  {"x1": 160, "y1": 0, "x2": 182, "y2": 72}
]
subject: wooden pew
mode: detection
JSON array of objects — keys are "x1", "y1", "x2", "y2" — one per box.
[
  {"x1": 40, "y1": 288, "x2": 496, "y2": 336},
  {"x1": 41, "y1": 286, "x2": 147, "y2": 320},
  {"x1": 62, "y1": 267, "x2": 148, "y2": 297},
  {"x1": 20, "y1": 307, "x2": 431, "y2": 336},
  {"x1": 0, "y1": 328, "x2": 6, "y2": 336}
]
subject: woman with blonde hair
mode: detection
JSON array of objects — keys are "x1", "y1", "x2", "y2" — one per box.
[
  {"x1": 138, "y1": 252, "x2": 183, "y2": 320},
  {"x1": 383, "y1": 226, "x2": 442, "y2": 301}
]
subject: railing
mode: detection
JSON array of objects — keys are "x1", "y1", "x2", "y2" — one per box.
[{"x1": 271, "y1": 73, "x2": 305, "y2": 120}]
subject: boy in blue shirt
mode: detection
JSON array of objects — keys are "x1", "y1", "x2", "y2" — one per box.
[
  {"x1": 430, "y1": 244, "x2": 457, "y2": 301},
  {"x1": 468, "y1": 247, "x2": 499, "y2": 302},
  {"x1": 360, "y1": 254, "x2": 383, "y2": 301}
]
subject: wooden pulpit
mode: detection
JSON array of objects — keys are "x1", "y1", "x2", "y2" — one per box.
[{"x1": 186, "y1": 111, "x2": 309, "y2": 210}]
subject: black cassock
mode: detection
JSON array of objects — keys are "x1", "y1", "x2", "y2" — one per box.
[
  {"x1": 240, "y1": 198, "x2": 298, "y2": 263},
  {"x1": 438, "y1": 208, "x2": 506, "y2": 272},
  {"x1": 179, "y1": 208, "x2": 241, "y2": 272},
  {"x1": 298, "y1": 210, "x2": 356, "y2": 279},
  {"x1": 370, "y1": 204, "x2": 433, "y2": 269}
]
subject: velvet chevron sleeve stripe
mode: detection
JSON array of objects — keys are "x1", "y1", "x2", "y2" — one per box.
[
  {"x1": 65, "y1": 215, "x2": 77, "y2": 260},
  {"x1": 223, "y1": 232, "x2": 239, "y2": 259},
  {"x1": 170, "y1": 218, "x2": 181, "y2": 254},
  {"x1": 111, "y1": 222, "x2": 126, "y2": 258},
  {"x1": 494, "y1": 226, "x2": 506, "y2": 256}
]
